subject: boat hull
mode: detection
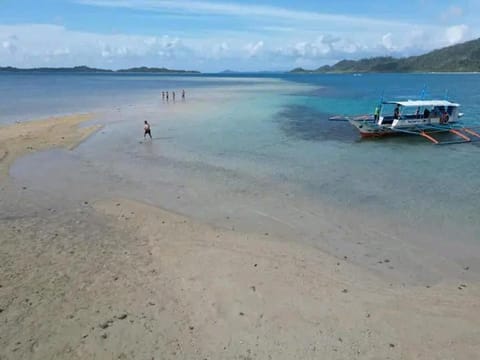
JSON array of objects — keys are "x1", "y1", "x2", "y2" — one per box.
[
  {"x1": 348, "y1": 118, "x2": 458, "y2": 138},
  {"x1": 348, "y1": 119, "x2": 395, "y2": 137}
]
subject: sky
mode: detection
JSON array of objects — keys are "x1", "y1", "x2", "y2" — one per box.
[{"x1": 1, "y1": 0, "x2": 479, "y2": 72}]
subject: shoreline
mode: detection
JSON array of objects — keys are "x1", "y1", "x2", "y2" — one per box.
[{"x1": 1, "y1": 113, "x2": 480, "y2": 358}]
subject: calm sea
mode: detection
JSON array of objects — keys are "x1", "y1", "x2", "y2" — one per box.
[{"x1": 5, "y1": 72, "x2": 480, "y2": 282}]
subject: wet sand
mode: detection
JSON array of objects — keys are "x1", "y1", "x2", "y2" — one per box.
[
  {"x1": 0, "y1": 114, "x2": 100, "y2": 177},
  {"x1": 1, "y1": 115, "x2": 480, "y2": 359}
]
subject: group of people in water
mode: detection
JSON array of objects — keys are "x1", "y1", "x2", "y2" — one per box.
[
  {"x1": 161, "y1": 89, "x2": 186, "y2": 102},
  {"x1": 144, "y1": 89, "x2": 188, "y2": 139}
]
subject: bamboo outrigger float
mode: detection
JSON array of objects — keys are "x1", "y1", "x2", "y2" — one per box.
[{"x1": 347, "y1": 100, "x2": 480, "y2": 145}]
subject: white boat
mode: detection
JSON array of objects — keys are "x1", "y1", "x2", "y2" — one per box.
[{"x1": 348, "y1": 99, "x2": 480, "y2": 144}]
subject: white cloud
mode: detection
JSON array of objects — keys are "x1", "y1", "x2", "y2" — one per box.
[
  {"x1": 2, "y1": 40, "x2": 17, "y2": 54},
  {"x1": 279, "y1": 40, "x2": 325, "y2": 58},
  {"x1": 445, "y1": 25, "x2": 469, "y2": 45},
  {"x1": 0, "y1": 24, "x2": 193, "y2": 68},
  {"x1": 100, "y1": 44, "x2": 112, "y2": 57},
  {"x1": 274, "y1": 35, "x2": 362, "y2": 63},
  {"x1": 211, "y1": 42, "x2": 229, "y2": 59},
  {"x1": 52, "y1": 47, "x2": 70, "y2": 56},
  {"x1": 331, "y1": 37, "x2": 359, "y2": 54},
  {"x1": 382, "y1": 33, "x2": 394, "y2": 51},
  {"x1": 2, "y1": 34, "x2": 18, "y2": 54},
  {"x1": 245, "y1": 41, "x2": 264, "y2": 58},
  {"x1": 0, "y1": 20, "x2": 477, "y2": 71}
]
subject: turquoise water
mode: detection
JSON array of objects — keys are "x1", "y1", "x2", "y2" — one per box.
[{"x1": 6, "y1": 72, "x2": 480, "y2": 282}]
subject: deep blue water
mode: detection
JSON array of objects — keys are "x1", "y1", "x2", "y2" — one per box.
[{"x1": 283, "y1": 72, "x2": 480, "y2": 122}]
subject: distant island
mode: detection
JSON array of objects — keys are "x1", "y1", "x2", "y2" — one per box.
[
  {"x1": 0, "y1": 65, "x2": 200, "y2": 74},
  {"x1": 116, "y1": 67, "x2": 200, "y2": 74},
  {"x1": 291, "y1": 37, "x2": 480, "y2": 73}
]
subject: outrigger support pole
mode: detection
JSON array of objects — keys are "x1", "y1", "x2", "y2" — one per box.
[
  {"x1": 464, "y1": 128, "x2": 480, "y2": 138},
  {"x1": 419, "y1": 131, "x2": 440, "y2": 144},
  {"x1": 449, "y1": 129, "x2": 471, "y2": 142}
]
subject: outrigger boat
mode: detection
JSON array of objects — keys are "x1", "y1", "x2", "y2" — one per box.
[{"x1": 348, "y1": 99, "x2": 480, "y2": 145}]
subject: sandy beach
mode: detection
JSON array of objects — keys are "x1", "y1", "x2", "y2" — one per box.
[
  {"x1": 1, "y1": 114, "x2": 479, "y2": 359},
  {"x1": 3, "y1": 0, "x2": 480, "y2": 356}
]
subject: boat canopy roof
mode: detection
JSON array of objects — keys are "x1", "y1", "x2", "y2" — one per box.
[{"x1": 383, "y1": 100, "x2": 460, "y2": 107}]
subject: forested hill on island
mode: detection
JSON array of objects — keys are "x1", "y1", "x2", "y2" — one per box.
[{"x1": 291, "y1": 38, "x2": 480, "y2": 73}]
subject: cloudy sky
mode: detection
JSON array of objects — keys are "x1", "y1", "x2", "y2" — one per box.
[{"x1": 1, "y1": 0, "x2": 479, "y2": 71}]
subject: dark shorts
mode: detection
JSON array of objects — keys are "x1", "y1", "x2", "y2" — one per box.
[{"x1": 144, "y1": 129, "x2": 151, "y2": 135}]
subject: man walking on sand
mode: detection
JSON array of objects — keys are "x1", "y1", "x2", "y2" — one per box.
[{"x1": 144, "y1": 120, "x2": 152, "y2": 139}]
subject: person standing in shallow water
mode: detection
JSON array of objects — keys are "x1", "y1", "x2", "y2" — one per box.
[
  {"x1": 172, "y1": 91, "x2": 176, "y2": 102},
  {"x1": 182, "y1": 89, "x2": 185, "y2": 100},
  {"x1": 144, "y1": 120, "x2": 152, "y2": 139}
]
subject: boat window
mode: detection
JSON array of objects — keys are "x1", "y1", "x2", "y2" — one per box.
[
  {"x1": 381, "y1": 103, "x2": 402, "y2": 119},
  {"x1": 407, "y1": 106, "x2": 422, "y2": 118},
  {"x1": 381, "y1": 116, "x2": 394, "y2": 124}
]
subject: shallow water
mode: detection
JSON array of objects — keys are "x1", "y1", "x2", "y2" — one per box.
[
  {"x1": 0, "y1": 73, "x2": 278, "y2": 123},
  {"x1": 7, "y1": 72, "x2": 480, "y2": 283}
]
